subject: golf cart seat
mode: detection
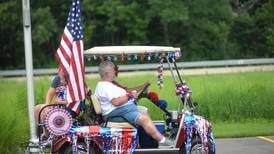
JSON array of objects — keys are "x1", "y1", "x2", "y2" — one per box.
[{"x1": 90, "y1": 95, "x2": 134, "y2": 128}]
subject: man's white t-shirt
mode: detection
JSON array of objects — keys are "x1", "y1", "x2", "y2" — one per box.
[{"x1": 94, "y1": 81, "x2": 134, "y2": 116}]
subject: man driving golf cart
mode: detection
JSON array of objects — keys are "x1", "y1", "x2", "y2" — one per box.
[{"x1": 94, "y1": 60, "x2": 173, "y2": 146}]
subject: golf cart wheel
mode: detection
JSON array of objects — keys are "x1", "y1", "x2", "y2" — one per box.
[
  {"x1": 59, "y1": 141, "x2": 100, "y2": 154},
  {"x1": 180, "y1": 136, "x2": 215, "y2": 154}
]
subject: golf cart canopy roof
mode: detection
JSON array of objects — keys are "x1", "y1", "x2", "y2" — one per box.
[{"x1": 84, "y1": 46, "x2": 180, "y2": 56}]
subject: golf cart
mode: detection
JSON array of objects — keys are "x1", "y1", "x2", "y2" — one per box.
[{"x1": 37, "y1": 46, "x2": 216, "y2": 154}]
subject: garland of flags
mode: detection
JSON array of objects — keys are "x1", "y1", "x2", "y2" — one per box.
[{"x1": 86, "y1": 51, "x2": 181, "y2": 62}]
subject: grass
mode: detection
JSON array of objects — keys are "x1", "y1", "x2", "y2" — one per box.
[
  {"x1": 114, "y1": 71, "x2": 274, "y2": 122},
  {"x1": 0, "y1": 79, "x2": 29, "y2": 153},
  {"x1": 213, "y1": 119, "x2": 274, "y2": 138},
  {"x1": 0, "y1": 71, "x2": 273, "y2": 152}
]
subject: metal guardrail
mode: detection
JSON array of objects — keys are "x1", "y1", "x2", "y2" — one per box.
[{"x1": 1, "y1": 58, "x2": 273, "y2": 77}]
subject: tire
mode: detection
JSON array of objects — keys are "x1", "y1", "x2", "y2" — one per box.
[
  {"x1": 190, "y1": 136, "x2": 204, "y2": 154},
  {"x1": 180, "y1": 135, "x2": 216, "y2": 154},
  {"x1": 59, "y1": 141, "x2": 100, "y2": 154}
]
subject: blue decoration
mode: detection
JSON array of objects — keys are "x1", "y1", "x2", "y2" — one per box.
[
  {"x1": 147, "y1": 55, "x2": 151, "y2": 61},
  {"x1": 175, "y1": 81, "x2": 192, "y2": 97},
  {"x1": 134, "y1": 54, "x2": 138, "y2": 60},
  {"x1": 157, "y1": 58, "x2": 164, "y2": 89},
  {"x1": 156, "y1": 99, "x2": 167, "y2": 109},
  {"x1": 93, "y1": 55, "x2": 97, "y2": 60},
  {"x1": 127, "y1": 55, "x2": 132, "y2": 61},
  {"x1": 168, "y1": 52, "x2": 174, "y2": 59},
  {"x1": 183, "y1": 114, "x2": 216, "y2": 154},
  {"x1": 154, "y1": 53, "x2": 159, "y2": 59}
]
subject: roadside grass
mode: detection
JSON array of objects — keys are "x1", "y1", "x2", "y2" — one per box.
[
  {"x1": 0, "y1": 71, "x2": 273, "y2": 152},
  {"x1": 212, "y1": 119, "x2": 274, "y2": 138},
  {"x1": 0, "y1": 80, "x2": 29, "y2": 153},
  {"x1": 116, "y1": 71, "x2": 274, "y2": 122}
]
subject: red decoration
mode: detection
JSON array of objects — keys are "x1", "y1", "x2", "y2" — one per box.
[
  {"x1": 44, "y1": 108, "x2": 73, "y2": 136},
  {"x1": 148, "y1": 91, "x2": 159, "y2": 103}
]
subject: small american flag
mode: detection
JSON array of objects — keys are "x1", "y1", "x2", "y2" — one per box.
[{"x1": 55, "y1": 0, "x2": 86, "y2": 114}]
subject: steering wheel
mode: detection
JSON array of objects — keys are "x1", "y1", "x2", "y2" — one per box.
[{"x1": 137, "y1": 83, "x2": 151, "y2": 100}]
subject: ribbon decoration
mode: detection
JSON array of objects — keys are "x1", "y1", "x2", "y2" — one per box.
[
  {"x1": 184, "y1": 112, "x2": 216, "y2": 154},
  {"x1": 71, "y1": 125, "x2": 138, "y2": 154},
  {"x1": 157, "y1": 58, "x2": 164, "y2": 89},
  {"x1": 175, "y1": 81, "x2": 192, "y2": 98}
]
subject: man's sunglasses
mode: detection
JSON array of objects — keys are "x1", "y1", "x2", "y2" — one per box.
[{"x1": 114, "y1": 66, "x2": 119, "y2": 72}]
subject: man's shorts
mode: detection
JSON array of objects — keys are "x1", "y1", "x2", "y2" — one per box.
[{"x1": 104, "y1": 103, "x2": 140, "y2": 125}]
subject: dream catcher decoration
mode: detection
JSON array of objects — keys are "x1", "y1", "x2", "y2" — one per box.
[{"x1": 44, "y1": 108, "x2": 73, "y2": 136}]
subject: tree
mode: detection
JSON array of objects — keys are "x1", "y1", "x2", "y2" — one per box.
[
  {"x1": 180, "y1": 0, "x2": 234, "y2": 60},
  {"x1": 231, "y1": 0, "x2": 260, "y2": 16},
  {"x1": 0, "y1": 0, "x2": 273, "y2": 69},
  {"x1": 253, "y1": 0, "x2": 274, "y2": 56},
  {"x1": 31, "y1": 7, "x2": 58, "y2": 67},
  {"x1": 0, "y1": 1, "x2": 24, "y2": 69},
  {"x1": 146, "y1": 0, "x2": 188, "y2": 45},
  {"x1": 229, "y1": 0, "x2": 274, "y2": 58},
  {"x1": 82, "y1": 0, "x2": 149, "y2": 46}
]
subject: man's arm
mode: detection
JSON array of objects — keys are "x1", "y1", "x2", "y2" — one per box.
[
  {"x1": 111, "y1": 95, "x2": 129, "y2": 106},
  {"x1": 127, "y1": 81, "x2": 151, "y2": 92}
]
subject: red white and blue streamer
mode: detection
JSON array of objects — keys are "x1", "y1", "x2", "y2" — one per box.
[
  {"x1": 184, "y1": 112, "x2": 216, "y2": 154},
  {"x1": 157, "y1": 58, "x2": 164, "y2": 89},
  {"x1": 72, "y1": 126, "x2": 137, "y2": 154}
]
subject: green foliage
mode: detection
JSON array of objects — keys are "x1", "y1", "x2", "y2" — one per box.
[
  {"x1": 33, "y1": 77, "x2": 53, "y2": 104},
  {"x1": 188, "y1": 72, "x2": 274, "y2": 122},
  {"x1": 254, "y1": 0, "x2": 274, "y2": 56},
  {"x1": 32, "y1": 7, "x2": 57, "y2": 45},
  {"x1": 228, "y1": 0, "x2": 274, "y2": 58},
  {"x1": 0, "y1": 1, "x2": 24, "y2": 69},
  {"x1": 181, "y1": 0, "x2": 234, "y2": 60},
  {"x1": 147, "y1": 0, "x2": 188, "y2": 44},
  {"x1": 32, "y1": 7, "x2": 59, "y2": 67},
  {"x1": 82, "y1": 0, "x2": 149, "y2": 45},
  {"x1": 213, "y1": 119, "x2": 274, "y2": 138},
  {"x1": 1, "y1": 0, "x2": 274, "y2": 69},
  {"x1": 0, "y1": 80, "x2": 29, "y2": 153}
]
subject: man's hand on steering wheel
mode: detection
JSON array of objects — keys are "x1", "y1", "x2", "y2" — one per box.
[{"x1": 138, "y1": 81, "x2": 151, "y2": 100}]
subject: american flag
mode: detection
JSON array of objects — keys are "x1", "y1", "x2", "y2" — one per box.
[{"x1": 55, "y1": 0, "x2": 86, "y2": 114}]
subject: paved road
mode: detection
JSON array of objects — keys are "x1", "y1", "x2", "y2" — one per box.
[{"x1": 216, "y1": 136, "x2": 274, "y2": 154}]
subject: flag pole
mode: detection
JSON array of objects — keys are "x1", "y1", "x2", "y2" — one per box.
[{"x1": 22, "y1": 0, "x2": 39, "y2": 152}]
